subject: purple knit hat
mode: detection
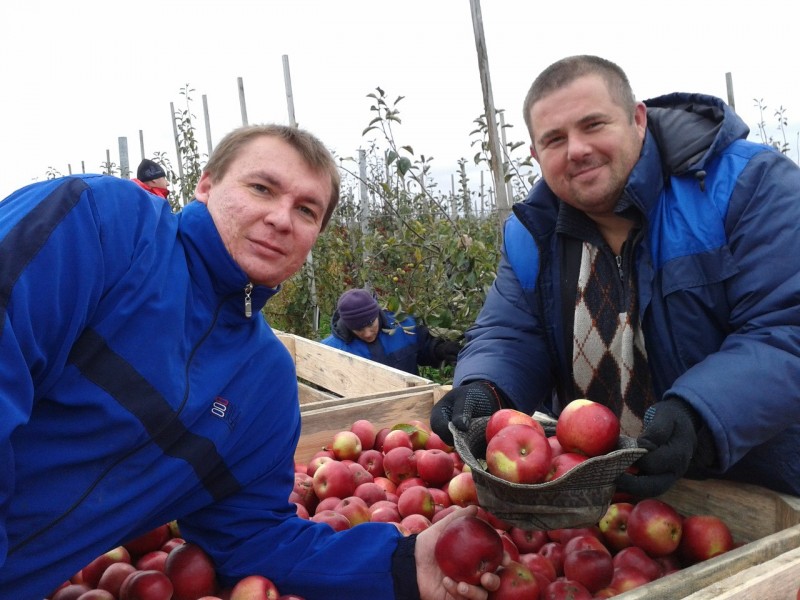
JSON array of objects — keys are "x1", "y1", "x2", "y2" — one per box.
[{"x1": 337, "y1": 289, "x2": 380, "y2": 330}]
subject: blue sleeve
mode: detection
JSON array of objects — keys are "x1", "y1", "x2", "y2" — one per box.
[
  {"x1": 0, "y1": 177, "x2": 109, "y2": 570},
  {"x1": 454, "y1": 216, "x2": 554, "y2": 413},
  {"x1": 668, "y1": 150, "x2": 800, "y2": 474}
]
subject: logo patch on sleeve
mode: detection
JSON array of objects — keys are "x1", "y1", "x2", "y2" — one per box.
[{"x1": 210, "y1": 396, "x2": 239, "y2": 429}]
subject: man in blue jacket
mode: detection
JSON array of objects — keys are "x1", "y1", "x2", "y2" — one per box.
[
  {"x1": 322, "y1": 288, "x2": 461, "y2": 375},
  {"x1": 431, "y1": 55, "x2": 800, "y2": 499},
  {"x1": 0, "y1": 124, "x2": 497, "y2": 599}
]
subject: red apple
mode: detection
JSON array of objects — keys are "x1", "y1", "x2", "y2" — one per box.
[
  {"x1": 314, "y1": 496, "x2": 342, "y2": 514},
  {"x1": 229, "y1": 574, "x2": 279, "y2": 600},
  {"x1": 555, "y1": 399, "x2": 620, "y2": 457},
  {"x1": 609, "y1": 565, "x2": 653, "y2": 593},
  {"x1": 372, "y1": 476, "x2": 397, "y2": 495},
  {"x1": 291, "y1": 472, "x2": 317, "y2": 511},
  {"x1": 434, "y1": 515, "x2": 504, "y2": 585},
  {"x1": 401, "y1": 513, "x2": 433, "y2": 534},
  {"x1": 373, "y1": 427, "x2": 391, "y2": 451},
  {"x1": 485, "y1": 408, "x2": 545, "y2": 443},
  {"x1": 334, "y1": 496, "x2": 372, "y2": 527},
  {"x1": 164, "y1": 542, "x2": 218, "y2": 600},
  {"x1": 563, "y1": 534, "x2": 610, "y2": 557},
  {"x1": 485, "y1": 424, "x2": 551, "y2": 484},
  {"x1": 310, "y1": 509, "x2": 351, "y2": 531},
  {"x1": 347, "y1": 462, "x2": 374, "y2": 487},
  {"x1": 627, "y1": 498, "x2": 683, "y2": 557},
  {"x1": 546, "y1": 436, "x2": 564, "y2": 459},
  {"x1": 76, "y1": 590, "x2": 116, "y2": 600},
  {"x1": 518, "y1": 551, "x2": 556, "y2": 583},
  {"x1": 124, "y1": 524, "x2": 171, "y2": 558},
  {"x1": 395, "y1": 476, "x2": 427, "y2": 497},
  {"x1": 382, "y1": 446, "x2": 416, "y2": 484},
  {"x1": 488, "y1": 560, "x2": 540, "y2": 600},
  {"x1": 563, "y1": 549, "x2": 614, "y2": 593},
  {"x1": 52, "y1": 584, "x2": 92, "y2": 600},
  {"x1": 612, "y1": 545, "x2": 662, "y2": 581},
  {"x1": 416, "y1": 449, "x2": 455, "y2": 487},
  {"x1": 428, "y1": 486, "x2": 452, "y2": 510},
  {"x1": 356, "y1": 449, "x2": 385, "y2": 478},
  {"x1": 331, "y1": 430, "x2": 362, "y2": 461},
  {"x1": 354, "y1": 481, "x2": 388, "y2": 505},
  {"x1": 542, "y1": 578, "x2": 592, "y2": 600},
  {"x1": 538, "y1": 542, "x2": 564, "y2": 577},
  {"x1": 678, "y1": 514, "x2": 735, "y2": 565},
  {"x1": 312, "y1": 459, "x2": 356, "y2": 500},
  {"x1": 160, "y1": 537, "x2": 185, "y2": 553},
  {"x1": 598, "y1": 501, "x2": 635, "y2": 551},
  {"x1": 97, "y1": 561, "x2": 138, "y2": 597},
  {"x1": 381, "y1": 429, "x2": 413, "y2": 453},
  {"x1": 350, "y1": 419, "x2": 377, "y2": 450},
  {"x1": 509, "y1": 528, "x2": 548, "y2": 554},
  {"x1": 81, "y1": 545, "x2": 132, "y2": 587},
  {"x1": 425, "y1": 431, "x2": 453, "y2": 451},
  {"x1": 305, "y1": 455, "x2": 333, "y2": 478},
  {"x1": 545, "y1": 452, "x2": 588, "y2": 481},
  {"x1": 119, "y1": 570, "x2": 174, "y2": 600},
  {"x1": 135, "y1": 550, "x2": 168, "y2": 572},
  {"x1": 397, "y1": 485, "x2": 436, "y2": 520},
  {"x1": 369, "y1": 500, "x2": 402, "y2": 523},
  {"x1": 446, "y1": 471, "x2": 478, "y2": 507}
]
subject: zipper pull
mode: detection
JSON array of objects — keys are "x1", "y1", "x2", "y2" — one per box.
[
  {"x1": 615, "y1": 255, "x2": 624, "y2": 280},
  {"x1": 244, "y1": 282, "x2": 253, "y2": 318}
]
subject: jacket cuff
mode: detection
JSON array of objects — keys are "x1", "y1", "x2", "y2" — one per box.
[{"x1": 392, "y1": 534, "x2": 420, "y2": 600}]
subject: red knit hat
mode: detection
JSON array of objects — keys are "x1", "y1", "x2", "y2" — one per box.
[{"x1": 337, "y1": 289, "x2": 380, "y2": 330}]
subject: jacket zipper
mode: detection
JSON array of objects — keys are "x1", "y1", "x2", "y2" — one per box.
[{"x1": 244, "y1": 282, "x2": 254, "y2": 318}]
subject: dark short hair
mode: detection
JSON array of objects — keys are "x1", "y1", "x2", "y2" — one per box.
[
  {"x1": 522, "y1": 55, "x2": 637, "y2": 139},
  {"x1": 202, "y1": 124, "x2": 341, "y2": 230}
]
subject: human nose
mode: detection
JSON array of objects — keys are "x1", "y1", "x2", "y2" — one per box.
[
  {"x1": 566, "y1": 133, "x2": 592, "y2": 162},
  {"x1": 263, "y1": 196, "x2": 293, "y2": 231}
]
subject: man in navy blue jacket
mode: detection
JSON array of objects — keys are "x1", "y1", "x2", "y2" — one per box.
[
  {"x1": 0, "y1": 124, "x2": 498, "y2": 599},
  {"x1": 431, "y1": 55, "x2": 800, "y2": 499}
]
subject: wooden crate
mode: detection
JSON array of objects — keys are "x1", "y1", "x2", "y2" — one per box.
[
  {"x1": 295, "y1": 385, "x2": 449, "y2": 464},
  {"x1": 617, "y1": 478, "x2": 800, "y2": 600},
  {"x1": 277, "y1": 332, "x2": 433, "y2": 406}
]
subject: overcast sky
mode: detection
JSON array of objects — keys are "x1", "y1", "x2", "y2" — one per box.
[{"x1": 2, "y1": 0, "x2": 798, "y2": 200}]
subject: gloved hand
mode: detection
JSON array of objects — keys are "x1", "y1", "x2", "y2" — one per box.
[
  {"x1": 616, "y1": 398, "x2": 700, "y2": 498},
  {"x1": 434, "y1": 340, "x2": 461, "y2": 366},
  {"x1": 430, "y1": 381, "x2": 504, "y2": 445}
]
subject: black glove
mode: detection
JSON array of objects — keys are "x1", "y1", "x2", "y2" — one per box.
[
  {"x1": 430, "y1": 381, "x2": 504, "y2": 445},
  {"x1": 434, "y1": 340, "x2": 461, "y2": 366},
  {"x1": 616, "y1": 398, "x2": 700, "y2": 498}
]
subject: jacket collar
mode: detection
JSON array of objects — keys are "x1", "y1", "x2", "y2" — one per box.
[{"x1": 178, "y1": 200, "x2": 278, "y2": 315}]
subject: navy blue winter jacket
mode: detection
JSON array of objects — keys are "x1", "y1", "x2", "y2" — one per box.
[
  {"x1": 454, "y1": 93, "x2": 800, "y2": 496},
  {"x1": 0, "y1": 175, "x2": 409, "y2": 599},
  {"x1": 322, "y1": 309, "x2": 445, "y2": 375}
]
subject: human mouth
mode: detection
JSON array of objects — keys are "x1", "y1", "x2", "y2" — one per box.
[{"x1": 250, "y1": 239, "x2": 286, "y2": 257}]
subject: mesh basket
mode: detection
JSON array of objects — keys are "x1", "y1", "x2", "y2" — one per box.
[{"x1": 451, "y1": 416, "x2": 646, "y2": 530}]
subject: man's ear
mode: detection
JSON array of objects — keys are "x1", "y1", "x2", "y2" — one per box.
[
  {"x1": 194, "y1": 172, "x2": 212, "y2": 204},
  {"x1": 530, "y1": 143, "x2": 540, "y2": 163}
]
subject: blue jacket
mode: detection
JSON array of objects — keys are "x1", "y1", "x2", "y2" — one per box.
[
  {"x1": 322, "y1": 309, "x2": 443, "y2": 375},
  {"x1": 0, "y1": 175, "x2": 407, "y2": 599},
  {"x1": 454, "y1": 93, "x2": 800, "y2": 496}
]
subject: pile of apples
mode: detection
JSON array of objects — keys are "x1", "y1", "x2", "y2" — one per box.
[
  {"x1": 55, "y1": 400, "x2": 739, "y2": 599},
  {"x1": 45, "y1": 522, "x2": 301, "y2": 600}
]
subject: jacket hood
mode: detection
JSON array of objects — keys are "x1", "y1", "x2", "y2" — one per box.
[{"x1": 643, "y1": 92, "x2": 750, "y2": 175}]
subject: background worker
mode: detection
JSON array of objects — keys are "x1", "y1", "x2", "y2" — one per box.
[
  {"x1": 322, "y1": 287, "x2": 461, "y2": 375},
  {"x1": 132, "y1": 157, "x2": 170, "y2": 199}
]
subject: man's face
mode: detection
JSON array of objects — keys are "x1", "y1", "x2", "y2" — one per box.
[
  {"x1": 194, "y1": 135, "x2": 332, "y2": 288},
  {"x1": 529, "y1": 74, "x2": 646, "y2": 219},
  {"x1": 352, "y1": 318, "x2": 380, "y2": 343}
]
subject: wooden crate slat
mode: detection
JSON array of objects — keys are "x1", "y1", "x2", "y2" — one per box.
[
  {"x1": 297, "y1": 382, "x2": 336, "y2": 405},
  {"x1": 283, "y1": 333, "x2": 431, "y2": 395},
  {"x1": 682, "y1": 545, "x2": 800, "y2": 600}
]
